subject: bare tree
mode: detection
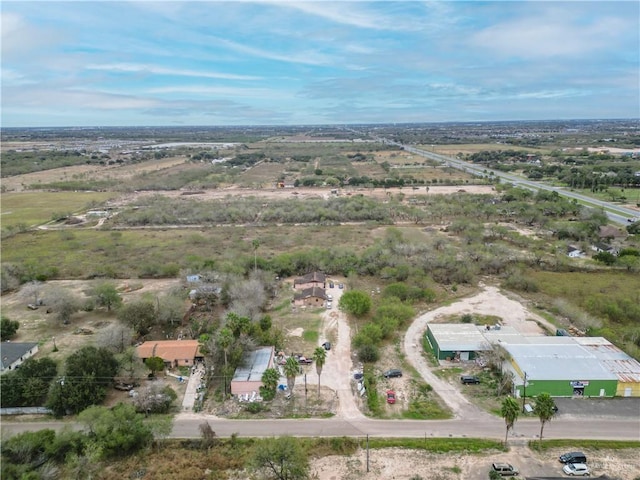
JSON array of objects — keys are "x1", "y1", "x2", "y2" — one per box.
[
  {"x1": 228, "y1": 277, "x2": 266, "y2": 321},
  {"x1": 22, "y1": 280, "x2": 44, "y2": 306},
  {"x1": 45, "y1": 286, "x2": 80, "y2": 324},
  {"x1": 96, "y1": 323, "x2": 134, "y2": 353}
]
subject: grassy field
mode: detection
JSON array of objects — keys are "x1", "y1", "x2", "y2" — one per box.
[
  {"x1": 1, "y1": 191, "x2": 116, "y2": 227},
  {"x1": 0, "y1": 223, "x2": 381, "y2": 279}
]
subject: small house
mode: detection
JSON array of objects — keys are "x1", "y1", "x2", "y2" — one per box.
[
  {"x1": 136, "y1": 340, "x2": 203, "y2": 369},
  {"x1": 293, "y1": 286, "x2": 327, "y2": 307},
  {"x1": 293, "y1": 272, "x2": 326, "y2": 290},
  {"x1": 566, "y1": 246, "x2": 584, "y2": 258},
  {"x1": 1, "y1": 342, "x2": 39, "y2": 374},
  {"x1": 231, "y1": 346, "x2": 275, "y2": 396}
]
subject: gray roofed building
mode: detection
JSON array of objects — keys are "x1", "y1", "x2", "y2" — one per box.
[
  {"x1": 231, "y1": 346, "x2": 275, "y2": 396},
  {"x1": 1, "y1": 342, "x2": 39, "y2": 374}
]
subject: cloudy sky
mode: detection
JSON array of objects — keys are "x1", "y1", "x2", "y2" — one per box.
[{"x1": 1, "y1": 1, "x2": 638, "y2": 127}]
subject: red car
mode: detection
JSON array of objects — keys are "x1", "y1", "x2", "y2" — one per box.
[{"x1": 386, "y1": 390, "x2": 396, "y2": 404}]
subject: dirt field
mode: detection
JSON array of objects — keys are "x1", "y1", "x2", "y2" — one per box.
[{"x1": 311, "y1": 444, "x2": 640, "y2": 480}]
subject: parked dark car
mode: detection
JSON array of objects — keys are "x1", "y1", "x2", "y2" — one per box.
[
  {"x1": 322, "y1": 341, "x2": 331, "y2": 351},
  {"x1": 559, "y1": 451, "x2": 587, "y2": 464},
  {"x1": 383, "y1": 369, "x2": 403, "y2": 378},
  {"x1": 460, "y1": 375, "x2": 480, "y2": 385}
]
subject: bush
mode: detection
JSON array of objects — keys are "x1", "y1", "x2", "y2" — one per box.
[
  {"x1": 357, "y1": 344, "x2": 379, "y2": 363},
  {"x1": 245, "y1": 402, "x2": 263, "y2": 414}
]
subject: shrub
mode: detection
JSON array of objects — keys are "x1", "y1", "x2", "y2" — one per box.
[{"x1": 357, "y1": 344, "x2": 379, "y2": 363}]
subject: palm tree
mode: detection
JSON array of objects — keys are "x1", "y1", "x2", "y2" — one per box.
[
  {"x1": 500, "y1": 396, "x2": 520, "y2": 446},
  {"x1": 533, "y1": 392, "x2": 556, "y2": 444},
  {"x1": 314, "y1": 346, "x2": 327, "y2": 397},
  {"x1": 260, "y1": 367, "x2": 280, "y2": 401},
  {"x1": 217, "y1": 327, "x2": 233, "y2": 398},
  {"x1": 252, "y1": 239, "x2": 260, "y2": 273},
  {"x1": 283, "y1": 356, "x2": 301, "y2": 395}
]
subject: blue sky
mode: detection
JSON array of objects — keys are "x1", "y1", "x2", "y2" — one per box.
[{"x1": 1, "y1": 1, "x2": 638, "y2": 127}]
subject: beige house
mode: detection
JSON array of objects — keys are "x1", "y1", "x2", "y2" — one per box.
[{"x1": 136, "y1": 340, "x2": 202, "y2": 368}]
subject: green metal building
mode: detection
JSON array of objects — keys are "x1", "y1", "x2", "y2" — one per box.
[{"x1": 504, "y1": 341, "x2": 619, "y2": 398}]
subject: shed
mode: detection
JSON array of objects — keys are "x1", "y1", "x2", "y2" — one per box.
[
  {"x1": 425, "y1": 324, "x2": 492, "y2": 361},
  {"x1": 0, "y1": 342, "x2": 39, "y2": 374},
  {"x1": 231, "y1": 346, "x2": 275, "y2": 396}
]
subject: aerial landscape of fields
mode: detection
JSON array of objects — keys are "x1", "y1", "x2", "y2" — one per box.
[
  {"x1": 2, "y1": 121, "x2": 640, "y2": 479},
  {"x1": 2, "y1": 1, "x2": 639, "y2": 479}
]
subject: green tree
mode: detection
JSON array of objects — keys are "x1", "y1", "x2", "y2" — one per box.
[
  {"x1": 593, "y1": 251, "x2": 616, "y2": 265},
  {"x1": 500, "y1": 396, "x2": 520, "y2": 446},
  {"x1": 283, "y1": 356, "x2": 301, "y2": 395},
  {"x1": 314, "y1": 346, "x2": 327, "y2": 397},
  {"x1": 260, "y1": 367, "x2": 280, "y2": 401},
  {"x1": 533, "y1": 392, "x2": 556, "y2": 443},
  {"x1": 47, "y1": 346, "x2": 118, "y2": 416},
  {"x1": 217, "y1": 327, "x2": 234, "y2": 372},
  {"x1": 1, "y1": 316, "x2": 19, "y2": 340},
  {"x1": 117, "y1": 299, "x2": 156, "y2": 336},
  {"x1": 338, "y1": 290, "x2": 372, "y2": 317},
  {"x1": 250, "y1": 436, "x2": 309, "y2": 480},
  {"x1": 78, "y1": 404, "x2": 152, "y2": 459},
  {"x1": 144, "y1": 356, "x2": 165, "y2": 377},
  {"x1": 92, "y1": 282, "x2": 122, "y2": 312}
]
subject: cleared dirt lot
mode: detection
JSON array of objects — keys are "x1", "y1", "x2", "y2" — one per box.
[{"x1": 311, "y1": 444, "x2": 640, "y2": 480}]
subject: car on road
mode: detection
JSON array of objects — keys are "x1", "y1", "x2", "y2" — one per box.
[
  {"x1": 559, "y1": 452, "x2": 587, "y2": 464},
  {"x1": 322, "y1": 341, "x2": 331, "y2": 351},
  {"x1": 327, "y1": 294, "x2": 333, "y2": 301},
  {"x1": 326, "y1": 302, "x2": 332, "y2": 309},
  {"x1": 338, "y1": 283, "x2": 344, "y2": 289},
  {"x1": 386, "y1": 390, "x2": 396, "y2": 404},
  {"x1": 460, "y1": 375, "x2": 480, "y2": 385},
  {"x1": 491, "y1": 463, "x2": 519, "y2": 476},
  {"x1": 329, "y1": 281, "x2": 334, "y2": 288},
  {"x1": 563, "y1": 463, "x2": 590, "y2": 476},
  {"x1": 383, "y1": 369, "x2": 403, "y2": 378}
]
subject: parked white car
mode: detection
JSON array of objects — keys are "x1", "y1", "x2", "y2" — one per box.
[{"x1": 563, "y1": 463, "x2": 590, "y2": 476}]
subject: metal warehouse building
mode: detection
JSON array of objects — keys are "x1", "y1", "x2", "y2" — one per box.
[
  {"x1": 426, "y1": 323, "x2": 640, "y2": 397},
  {"x1": 425, "y1": 323, "x2": 521, "y2": 361},
  {"x1": 425, "y1": 323, "x2": 490, "y2": 361},
  {"x1": 503, "y1": 340, "x2": 619, "y2": 398}
]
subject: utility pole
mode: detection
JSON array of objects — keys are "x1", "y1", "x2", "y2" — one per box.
[{"x1": 522, "y1": 371, "x2": 528, "y2": 413}]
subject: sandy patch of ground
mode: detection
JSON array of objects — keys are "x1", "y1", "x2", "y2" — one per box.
[{"x1": 311, "y1": 445, "x2": 640, "y2": 480}]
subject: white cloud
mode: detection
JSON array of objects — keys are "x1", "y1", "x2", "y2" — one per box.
[
  {"x1": 85, "y1": 63, "x2": 261, "y2": 81},
  {"x1": 472, "y1": 13, "x2": 631, "y2": 59}
]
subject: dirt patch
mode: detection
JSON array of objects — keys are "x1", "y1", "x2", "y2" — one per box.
[{"x1": 311, "y1": 445, "x2": 640, "y2": 480}]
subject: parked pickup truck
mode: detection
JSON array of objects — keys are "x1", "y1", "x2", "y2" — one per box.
[{"x1": 295, "y1": 355, "x2": 313, "y2": 365}]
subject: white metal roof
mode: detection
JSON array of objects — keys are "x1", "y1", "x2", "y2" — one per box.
[
  {"x1": 427, "y1": 323, "x2": 491, "y2": 351},
  {"x1": 232, "y1": 346, "x2": 274, "y2": 382},
  {"x1": 503, "y1": 343, "x2": 618, "y2": 381}
]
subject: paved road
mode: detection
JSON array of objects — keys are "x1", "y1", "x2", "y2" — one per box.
[
  {"x1": 389, "y1": 141, "x2": 640, "y2": 225},
  {"x1": 3, "y1": 413, "x2": 638, "y2": 441}
]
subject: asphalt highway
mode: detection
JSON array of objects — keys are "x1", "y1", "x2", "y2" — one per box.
[
  {"x1": 388, "y1": 141, "x2": 640, "y2": 226},
  {"x1": 3, "y1": 413, "x2": 639, "y2": 441}
]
